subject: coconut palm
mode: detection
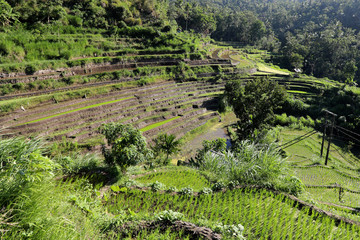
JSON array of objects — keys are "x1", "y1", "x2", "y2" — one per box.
[{"x1": 153, "y1": 133, "x2": 182, "y2": 165}]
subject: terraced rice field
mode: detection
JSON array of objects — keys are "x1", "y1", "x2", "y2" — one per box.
[
  {"x1": 2, "y1": 33, "x2": 360, "y2": 239},
  {"x1": 135, "y1": 168, "x2": 210, "y2": 191},
  {"x1": 0, "y1": 33, "x2": 236, "y2": 147},
  {"x1": 1, "y1": 80, "x2": 223, "y2": 145},
  {"x1": 277, "y1": 127, "x2": 360, "y2": 222},
  {"x1": 0, "y1": 37, "x2": 342, "y2": 151},
  {"x1": 107, "y1": 187, "x2": 360, "y2": 239}
]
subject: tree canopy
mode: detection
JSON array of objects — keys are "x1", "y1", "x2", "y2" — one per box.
[
  {"x1": 225, "y1": 78, "x2": 288, "y2": 140},
  {"x1": 170, "y1": 0, "x2": 360, "y2": 83},
  {"x1": 2, "y1": 0, "x2": 360, "y2": 82},
  {"x1": 99, "y1": 123, "x2": 152, "y2": 172},
  {"x1": 152, "y1": 133, "x2": 182, "y2": 165}
]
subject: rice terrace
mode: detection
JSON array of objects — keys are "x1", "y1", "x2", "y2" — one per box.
[{"x1": 1, "y1": 0, "x2": 360, "y2": 239}]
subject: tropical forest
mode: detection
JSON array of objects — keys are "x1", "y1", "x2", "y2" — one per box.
[{"x1": 1, "y1": 0, "x2": 360, "y2": 239}]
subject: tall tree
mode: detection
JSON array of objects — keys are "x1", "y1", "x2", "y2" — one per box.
[{"x1": 225, "y1": 78, "x2": 288, "y2": 140}]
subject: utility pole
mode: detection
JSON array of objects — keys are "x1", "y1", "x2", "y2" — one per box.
[
  {"x1": 323, "y1": 110, "x2": 337, "y2": 165},
  {"x1": 320, "y1": 112, "x2": 328, "y2": 158}
]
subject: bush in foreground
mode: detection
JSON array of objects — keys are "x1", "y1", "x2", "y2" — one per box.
[
  {"x1": 196, "y1": 140, "x2": 304, "y2": 195},
  {"x1": 99, "y1": 123, "x2": 153, "y2": 172}
]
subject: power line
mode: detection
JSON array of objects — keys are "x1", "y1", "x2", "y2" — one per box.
[
  {"x1": 331, "y1": 144, "x2": 358, "y2": 166},
  {"x1": 334, "y1": 127, "x2": 360, "y2": 144},
  {"x1": 334, "y1": 125, "x2": 360, "y2": 139},
  {"x1": 332, "y1": 137, "x2": 360, "y2": 148},
  {"x1": 277, "y1": 130, "x2": 317, "y2": 150},
  {"x1": 277, "y1": 130, "x2": 316, "y2": 148}
]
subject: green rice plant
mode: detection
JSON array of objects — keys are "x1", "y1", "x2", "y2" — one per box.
[
  {"x1": 20, "y1": 96, "x2": 134, "y2": 125},
  {"x1": 107, "y1": 188, "x2": 360, "y2": 239},
  {"x1": 140, "y1": 116, "x2": 180, "y2": 132},
  {"x1": 136, "y1": 169, "x2": 210, "y2": 191},
  {"x1": 293, "y1": 166, "x2": 360, "y2": 191}
]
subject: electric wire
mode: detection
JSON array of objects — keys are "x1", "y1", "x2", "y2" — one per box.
[
  {"x1": 277, "y1": 130, "x2": 317, "y2": 150},
  {"x1": 334, "y1": 127, "x2": 360, "y2": 144},
  {"x1": 334, "y1": 125, "x2": 360, "y2": 139},
  {"x1": 331, "y1": 144, "x2": 358, "y2": 166},
  {"x1": 331, "y1": 137, "x2": 360, "y2": 148}
]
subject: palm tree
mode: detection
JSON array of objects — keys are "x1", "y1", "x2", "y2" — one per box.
[{"x1": 153, "y1": 133, "x2": 182, "y2": 165}]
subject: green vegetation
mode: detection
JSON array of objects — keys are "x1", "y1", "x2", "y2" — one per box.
[
  {"x1": 140, "y1": 116, "x2": 180, "y2": 132},
  {"x1": 191, "y1": 139, "x2": 304, "y2": 195},
  {"x1": 1, "y1": 0, "x2": 360, "y2": 239},
  {"x1": 152, "y1": 133, "x2": 182, "y2": 165},
  {"x1": 135, "y1": 168, "x2": 210, "y2": 191},
  {"x1": 99, "y1": 123, "x2": 152, "y2": 172},
  {"x1": 22, "y1": 96, "x2": 134, "y2": 125},
  {"x1": 225, "y1": 78, "x2": 288, "y2": 140},
  {"x1": 108, "y1": 188, "x2": 359, "y2": 239}
]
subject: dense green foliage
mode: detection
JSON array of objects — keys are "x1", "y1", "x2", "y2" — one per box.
[
  {"x1": 225, "y1": 78, "x2": 288, "y2": 139},
  {"x1": 170, "y1": 0, "x2": 360, "y2": 82},
  {"x1": 0, "y1": 138, "x2": 59, "y2": 204},
  {"x1": 3, "y1": 0, "x2": 169, "y2": 28},
  {"x1": 152, "y1": 133, "x2": 182, "y2": 165},
  {"x1": 3, "y1": 0, "x2": 360, "y2": 82},
  {"x1": 193, "y1": 139, "x2": 304, "y2": 195},
  {"x1": 99, "y1": 123, "x2": 152, "y2": 172}
]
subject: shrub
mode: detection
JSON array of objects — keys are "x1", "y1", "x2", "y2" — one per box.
[
  {"x1": 122, "y1": 179, "x2": 138, "y2": 188},
  {"x1": 275, "y1": 176, "x2": 305, "y2": 196},
  {"x1": 0, "y1": 40, "x2": 13, "y2": 56},
  {"x1": 166, "y1": 186, "x2": 177, "y2": 193},
  {"x1": 212, "y1": 182, "x2": 225, "y2": 192},
  {"x1": 178, "y1": 187, "x2": 193, "y2": 196},
  {"x1": 13, "y1": 82, "x2": 25, "y2": 90},
  {"x1": 196, "y1": 141, "x2": 304, "y2": 195},
  {"x1": 155, "y1": 210, "x2": 184, "y2": 224},
  {"x1": 150, "y1": 181, "x2": 164, "y2": 192},
  {"x1": 227, "y1": 180, "x2": 240, "y2": 190},
  {"x1": 54, "y1": 153, "x2": 102, "y2": 175},
  {"x1": 189, "y1": 138, "x2": 227, "y2": 168},
  {"x1": 99, "y1": 123, "x2": 153, "y2": 172},
  {"x1": 214, "y1": 223, "x2": 246, "y2": 240},
  {"x1": 25, "y1": 64, "x2": 38, "y2": 75},
  {"x1": 275, "y1": 113, "x2": 288, "y2": 125},
  {"x1": 199, "y1": 187, "x2": 213, "y2": 195}
]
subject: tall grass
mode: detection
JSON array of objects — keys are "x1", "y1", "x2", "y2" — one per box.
[
  {"x1": 0, "y1": 137, "x2": 118, "y2": 239},
  {"x1": 3, "y1": 180, "x2": 102, "y2": 240},
  {"x1": 0, "y1": 137, "x2": 58, "y2": 204},
  {"x1": 198, "y1": 140, "x2": 304, "y2": 195}
]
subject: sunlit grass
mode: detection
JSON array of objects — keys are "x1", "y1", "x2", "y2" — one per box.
[
  {"x1": 21, "y1": 96, "x2": 134, "y2": 125},
  {"x1": 140, "y1": 116, "x2": 180, "y2": 132}
]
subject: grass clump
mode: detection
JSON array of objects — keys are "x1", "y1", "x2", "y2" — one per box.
[
  {"x1": 0, "y1": 137, "x2": 59, "y2": 205},
  {"x1": 194, "y1": 140, "x2": 304, "y2": 195}
]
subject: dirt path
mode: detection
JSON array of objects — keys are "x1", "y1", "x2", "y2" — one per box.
[{"x1": 175, "y1": 112, "x2": 237, "y2": 162}]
